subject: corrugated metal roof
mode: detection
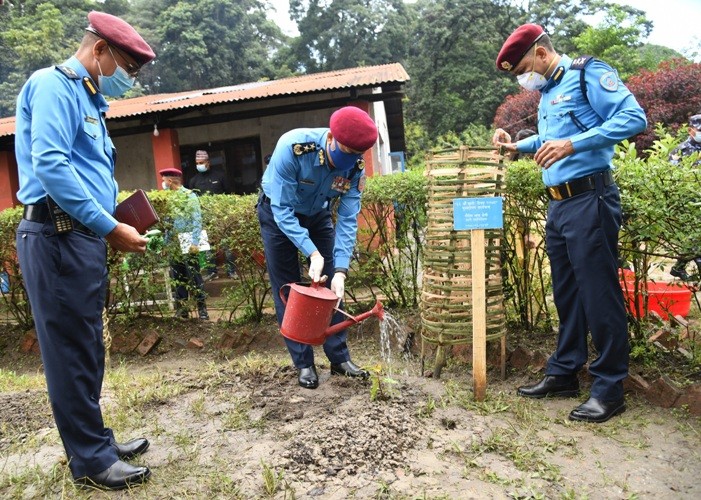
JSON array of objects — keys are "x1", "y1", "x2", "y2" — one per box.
[{"x1": 0, "y1": 63, "x2": 409, "y2": 138}]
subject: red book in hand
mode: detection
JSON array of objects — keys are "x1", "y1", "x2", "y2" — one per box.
[{"x1": 115, "y1": 189, "x2": 160, "y2": 234}]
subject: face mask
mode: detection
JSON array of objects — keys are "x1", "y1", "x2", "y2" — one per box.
[
  {"x1": 516, "y1": 44, "x2": 554, "y2": 92},
  {"x1": 161, "y1": 181, "x2": 169, "y2": 190},
  {"x1": 97, "y1": 47, "x2": 136, "y2": 97},
  {"x1": 196, "y1": 163, "x2": 208, "y2": 173},
  {"x1": 517, "y1": 71, "x2": 548, "y2": 91},
  {"x1": 694, "y1": 132, "x2": 701, "y2": 143},
  {"x1": 328, "y1": 139, "x2": 362, "y2": 171}
]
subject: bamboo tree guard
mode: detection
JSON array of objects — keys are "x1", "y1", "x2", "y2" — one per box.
[{"x1": 421, "y1": 146, "x2": 506, "y2": 381}]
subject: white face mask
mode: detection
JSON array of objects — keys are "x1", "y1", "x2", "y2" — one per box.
[
  {"x1": 694, "y1": 132, "x2": 701, "y2": 143},
  {"x1": 196, "y1": 163, "x2": 208, "y2": 173},
  {"x1": 516, "y1": 44, "x2": 555, "y2": 92},
  {"x1": 517, "y1": 71, "x2": 548, "y2": 91},
  {"x1": 161, "y1": 181, "x2": 169, "y2": 190}
]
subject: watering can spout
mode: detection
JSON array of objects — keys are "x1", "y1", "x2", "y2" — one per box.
[{"x1": 324, "y1": 300, "x2": 384, "y2": 337}]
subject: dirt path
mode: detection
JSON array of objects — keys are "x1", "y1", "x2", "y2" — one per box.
[{"x1": 0, "y1": 320, "x2": 699, "y2": 499}]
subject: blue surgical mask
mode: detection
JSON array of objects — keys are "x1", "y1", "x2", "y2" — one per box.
[
  {"x1": 328, "y1": 139, "x2": 362, "y2": 171},
  {"x1": 694, "y1": 132, "x2": 701, "y2": 143},
  {"x1": 196, "y1": 163, "x2": 208, "y2": 173},
  {"x1": 97, "y1": 47, "x2": 136, "y2": 97}
]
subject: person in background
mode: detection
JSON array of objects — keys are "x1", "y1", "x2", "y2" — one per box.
[
  {"x1": 161, "y1": 168, "x2": 209, "y2": 320},
  {"x1": 667, "y1": 113, "x2": 701, "y2": 281},
  {"x1": 492, "y1": 24, "x2": 647, "y2": 423},
  {"x1": 14, "y1": 11, "x2": 153, "y2": 490},
  {"x1": 258, "y1": 106, "x2": 377, "y2": 389},
  {"x1": 508, "y1": 128, "x2": 536, "y2": 161},
  {"x1": 187, "y1": 149, "x2": 236, "y2": 280}
]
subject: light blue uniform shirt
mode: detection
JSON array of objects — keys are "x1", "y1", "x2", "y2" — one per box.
[
  {"x1": 15, "y1": 56, "x2": 119, "y2": 237},
  {"x1": 261, "y1": 128, "x2": 364, "y2": 270},
  {"x1": 517, "y1": 55, "x2": 647, "y2": 186}
]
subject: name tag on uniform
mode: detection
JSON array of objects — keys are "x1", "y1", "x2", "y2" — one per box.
[
  {"x1": 331, "y1": 176, "x2": 351, "y2": 193},
  {"x1": 85, "y1": 115, "x2": 98, "y2": 124}
]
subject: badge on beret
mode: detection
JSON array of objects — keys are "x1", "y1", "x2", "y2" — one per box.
[
  {"x1": 500, "y1": 61, "x2": 513, "y2": 71},
  {"x1": 292, "y1": 142, "x2": 317, "y2": 156},
  {"x1": 331, "y1": 176, "x2": 351, "y2": 193},
  {"x1": 599, "y1": 71, "x2": 618, "y2": 92}
]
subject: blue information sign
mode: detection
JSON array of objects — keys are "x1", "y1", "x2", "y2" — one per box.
[{"x1": 453, "y1": 197, "x2": 503, "y2": 230}]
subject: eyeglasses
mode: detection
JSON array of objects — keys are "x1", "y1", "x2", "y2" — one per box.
[{"x1": 108, "y1": 45, "x2": 141, "y2": 78}]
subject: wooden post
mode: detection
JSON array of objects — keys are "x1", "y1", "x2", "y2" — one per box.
[{"x1": 471, "y1": 229, "x2": 487, "y2": 401}]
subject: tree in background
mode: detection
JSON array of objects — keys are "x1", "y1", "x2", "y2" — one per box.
[
  {"x1": 0, "y1": 0, "x2": 93, "y2": 117},
  {"x1": 405, "y1": 0, "x2": 520, "y2": 138},
  {"x1": 626, "y1": 59, "x2": 701, "y2": 153},
  {"x1": 286, "y1": 0, "x2": 413, "y2": 73},
  {"x1": 492, "y1": 90, "x2": 540, "y2": 140},
  {"x1": 149, "y1": 0, "x2": 285, "y2": 93}
]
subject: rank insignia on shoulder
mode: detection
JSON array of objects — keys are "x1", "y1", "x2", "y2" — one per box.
[
  {"x1": 356, "y1": 158, "x2": 365, "y2": 170},
  {"x1": 599, "y1": 71, "x2": 618, "y2": 91},
  {"x1": 82, "y1": 77, "x2": 98, "y2": 96},
  {"x1": 318, "y1": 149, "x2": 326, "y2": 165},
  {"x1": 292, "y1": 142, "x2": 318, "y2": 156},
  {"x1": 55, "y1": 65, "x2": 79, "y2": 79}
]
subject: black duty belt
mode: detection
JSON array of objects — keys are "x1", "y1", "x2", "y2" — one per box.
[
  {"x1": 545, "y1": 170, "x2": 614, "y2": 201},
  {"x1": 23, "y1": 204, "x2": 97, "y2": 237}
]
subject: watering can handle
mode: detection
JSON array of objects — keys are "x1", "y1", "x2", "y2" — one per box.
[{"x1": 279, "y1": 283, "x2": 291, "y2": 306}]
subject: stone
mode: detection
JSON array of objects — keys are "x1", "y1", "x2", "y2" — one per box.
[
  {"x1": 136, "y1": 331, "x2": 161, "y2": 356},
  {"x1": 645, "y1": 375, "x2": 683, "y2": 408},
  {"x1": 217, "y1": 332, "x2": 237, "y2": 350},
  {"x1": 187, "y1": 337, "x2": 204, "y2": 349},
  {"x1": 624, "y1": 373, "x2": 649, "y2": 394},
  {"x1": 674, "y1": 383, "x2": 701, "y2": 416},
  {"x1": 509, "y1": 345, "x2": 533, "y2": 370},
  {"x1": 20, "y1": 329, "x2": 37, "y2": 354}
]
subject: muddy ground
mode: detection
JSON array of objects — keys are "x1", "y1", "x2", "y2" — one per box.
[{"x1": 0, "y1": 313, "x2": 699, "y2": 499}]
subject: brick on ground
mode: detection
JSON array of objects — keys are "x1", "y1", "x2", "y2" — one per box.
[
  {"x1": 674, "y1": 383, "x2": 701, "y2": 416},
  {"x1": 20, "y1": 329, "x2": 37, "y2": 354},
  {"x1": 136, "y1": 331, "x2": 161, "y2": 356},
  {"x1": 645, "y1": 375, "x2": 683, "y2": 408}
]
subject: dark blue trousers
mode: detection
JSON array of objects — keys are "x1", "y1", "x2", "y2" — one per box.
[
  {"x1": 16, "y1": 219, "x2": 118, "y2": 478},
  {"x1": 257, "y1": 198, "x2": 350, "y2": 368},
  {"x1": 544, "y1": 175, "x2": 630, "y2": 401}
]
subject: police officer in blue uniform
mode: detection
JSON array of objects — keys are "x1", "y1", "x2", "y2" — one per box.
[
  {"x1": 15, "y1": 12, "x2": 155, "y2": 489},
  {"x1": 493, "y1": 24, "x2": 647, "y2": 423},
  {"x1": 258, "y1": 106, "x2": 378, "y2": 389}
]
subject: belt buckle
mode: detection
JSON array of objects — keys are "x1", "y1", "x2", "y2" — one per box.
[{"x1": 547, "y1": 186, "x2": 563, "y2": 201}]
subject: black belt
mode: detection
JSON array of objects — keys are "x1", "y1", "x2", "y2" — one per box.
[
  {"x1": 23, "y1": 204, "x2": 97, "y2": 236},
  {"x1": 546, "y1": 170, "x2": 614, "y2": 201}
]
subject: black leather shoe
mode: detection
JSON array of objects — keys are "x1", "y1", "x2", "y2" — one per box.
[
  {"x1": 569, "y1": 397, "x2": 626, "y2": 423},
  {"x1": 75, "y1": 460, "x2": 151, "y2": 490},
  {"x1": 331, "y1": 360, "x2": 370, "y2": 379},
  {"x1": 114, "y1": 438, "x2": 150, "y2": 460},
  {"x1": 298, "y1": 365, "x2": 318, "y2": 389},
  {"x1": 517, "y1": 375, "x2": 579, "y2": 398}
]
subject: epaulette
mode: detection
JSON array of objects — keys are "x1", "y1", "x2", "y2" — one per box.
[
  {"x1": 55, "y1": 65, "x2": 79, "y2": 79},
  {"x1": 570, "y1": 55, "x2": 595, "y2": 104},
  {"x1": 292, "y1": 142, "x2": 319, "y2": 156}
]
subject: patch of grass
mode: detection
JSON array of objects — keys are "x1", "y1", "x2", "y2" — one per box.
[
  {"x1": 221, "y1": 396, "x2": 253, "y2": 431},
  {"x1": 0, "y1": 368, "x2": 45, "y2": 392},
  {"x1": 260, "y1": 459, "x2": 283, "y2": 497}
]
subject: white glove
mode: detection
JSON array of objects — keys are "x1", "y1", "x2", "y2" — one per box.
[
  {"x1": 308, "y1": 251, "x2": 324, "y2": 282},
  {"x1": 330, "y1": 272, "x2": 346, "y2": 299}
]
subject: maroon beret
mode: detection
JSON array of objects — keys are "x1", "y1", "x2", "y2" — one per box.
[
  {"x1": 159, "y1": 168, "x2": 182, "y2": 177},
  {"x1": 87, "y1": 11, "x2": 155, "y2": 66},
  {"x1": 496, "y1": 24, "x2": 545, "y2": 72},
  {"x1": 329, "y1": 106, "x2": 378, "y2": 152}
]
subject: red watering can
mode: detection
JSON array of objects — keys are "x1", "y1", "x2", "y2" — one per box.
[{"x1": 279, "y1": 280, "x2": 384, "y2": 346}]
